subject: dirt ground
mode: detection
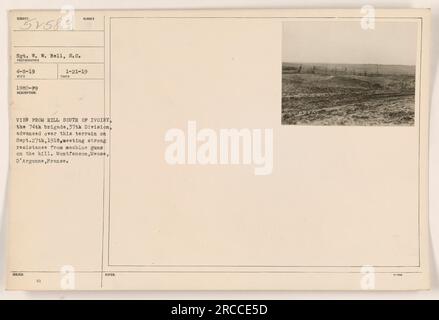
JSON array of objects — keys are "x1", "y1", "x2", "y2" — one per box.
[{"x1": 281, "y1": 72, "x2": 416, "y2": 126}]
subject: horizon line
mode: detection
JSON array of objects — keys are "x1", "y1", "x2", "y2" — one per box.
[{"x1": 282, "y1": 61, "x2": 416, "y2": 67}]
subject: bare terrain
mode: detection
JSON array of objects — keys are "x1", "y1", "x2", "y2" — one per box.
[{"x1": 282, "y1": 63, "x2": 416, "y2": 126}]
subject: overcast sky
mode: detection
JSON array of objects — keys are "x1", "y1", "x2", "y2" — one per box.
[{"x1": 282, "y1": 21, "x2": 418, "y2": 66}]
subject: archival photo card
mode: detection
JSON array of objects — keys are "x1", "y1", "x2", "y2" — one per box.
[
  {"x1": 6, "y1": 9, "x2": 430, "y2": 291},
  {"x1": 281, "y1": 21, "x2": 418, "y2": 126}
]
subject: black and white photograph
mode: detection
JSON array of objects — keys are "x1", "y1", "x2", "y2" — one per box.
[{"x1": 282, "y1": 21, "x2": 418, "y2": 126}]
